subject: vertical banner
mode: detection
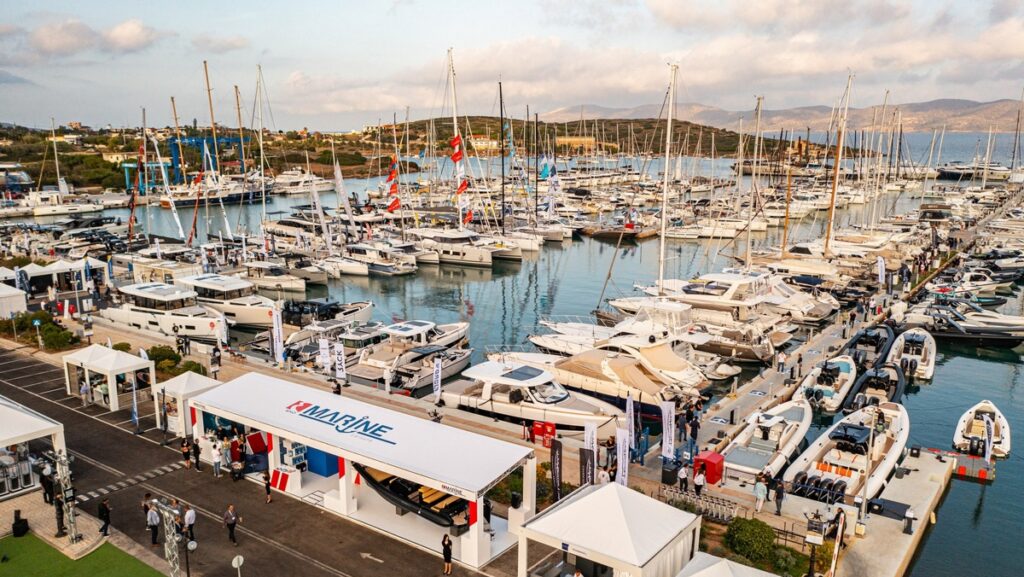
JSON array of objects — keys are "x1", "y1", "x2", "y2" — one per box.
[
  {"x1": 660, "y1": 401, "x2": 676, "y2": 459},
  {"x1": 550, "y1": 439, "x2": 563, "y2": 502},
  {"x1": 318, "y1": 338, "x2": 331, "y2": 372},
  {"x1": 270, "y1": 307, "x2": 285, "y2": 364},
  {"x1": 983, "y1": 414, "x2": 994, "y2": 462},
  {"x1": 432, "y1": 356, "x2": 442, "y2": 403},
  {"x1": 583, "y1": 422, "x2": 598, "y2": 478},
  {"x1": 625, "y1": 393, "x2": 636, "y2": 450},
  {"x1": 383, "y1": 367, "x2": 392, "y2": 394},
  {"x1": 615, "y1": 428, "x2": 629, "y2": 486},
  {"x1": 333, "y1": 343, "x2": 347, "y2": 381},
  {"x1": 876, "y1": 255, "x2": 885, "y2": 285},
  {"x1": 579, "y1": 448, "x2": 595, "y2": 486}
]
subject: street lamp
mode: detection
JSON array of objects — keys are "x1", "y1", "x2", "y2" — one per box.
[
  {"x1": 176, "y1": 533, "x2": 198, "y2": 577},
  {"x1": 803, "y1": 508, "x2": 826, "y2": 577}
]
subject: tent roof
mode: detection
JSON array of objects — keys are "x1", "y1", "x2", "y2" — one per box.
[
  {"x1": 63, "y1": 344, "x2": 116, "y2": 366},
  {"x1": 0, "y1": 283, "x2": 26, "y2": 298},
  {"x1": 676, "y1": 552, "x2": 780, "y2": 577},
  {"x1": 20, "y1": 263, "x2": 47, "y2": 276},
  {"x1": 190, "y1": 373, "x2": 533, "y2": 499},
  {"x1": 0, "y1": 394, "x2": 63, "y2": 447},
  {"x1": 523, "y1": 483, "x2": 698, "y2": 567},
  {"x1": 0, "y1": 267, "x2": 14, "y2": 281},
  {"x1": 89, "y1": 349, "x2": 153, "y2": 373},
  {"x1": 159, "y1": 371, "x2": 221, "y2": 397}
]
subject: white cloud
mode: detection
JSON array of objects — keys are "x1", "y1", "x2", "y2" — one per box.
[
  {"x1": 103, "y1": 19, "x2": 167, "y2": 53},
  {"x1": 29, "y1": 19, "x2": 99, "y2": 56},
  {"x1": 191, "y1": 34, "x2": 250, "y2": 54}
]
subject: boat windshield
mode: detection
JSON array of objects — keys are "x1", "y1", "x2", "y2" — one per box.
[{"x1": 529, "y1": 380, "x2": 568, "y2": 404}]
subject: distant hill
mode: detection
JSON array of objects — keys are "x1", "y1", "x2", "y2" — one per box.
[{"x1": 541, "y1": 99, "x2": 1023, "y2": 133}]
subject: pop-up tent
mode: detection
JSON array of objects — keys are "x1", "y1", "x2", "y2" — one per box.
[
  {"x1": 0, "y1": 395, "x2": 66, "y2": 501},
  {"x1": 153, "y1": 371, "x2": 221, "y2": 436},
  {"x1": 518, "y1": 482, "x2": 702, "y2": 577},
  {"x1": 675, "y1": 552, "x2": 780, "y2": 577},
  {"x1": 63, "y1": 344, "x2": 155, "y2": 412}
]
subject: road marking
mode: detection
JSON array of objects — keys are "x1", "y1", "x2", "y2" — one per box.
[{"x1": 360, "y1": 552, "x2": 384, "y2": 563}]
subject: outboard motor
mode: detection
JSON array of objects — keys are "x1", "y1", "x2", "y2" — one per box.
[
  {"x1": 830, "y1": 480, "x2": 848, "y2": 505},
  {"x1": 806, "y1": 476, "x2": 823, "y2": 500},
  {"x1": 968, "y1": 437, "x2": 985, "y2": 456},
  {"x1": 818, "y1": 479, "x2": 836, "y2": 503},
  {"x1": 849, "y1": 393, "x2": 867, "y2": 413},
  {"x1": 813, "y1": 389, "x2": 825, "y2": 405},
  {"x1": 909, "y1": 359, "x2": 919, "y2": 377},
  {"x1": 900, "y1": 357, "x2": 909, "y2": 373},
  {"x1": 790, "y1": 471, "x2": 808, "y2": 495}
]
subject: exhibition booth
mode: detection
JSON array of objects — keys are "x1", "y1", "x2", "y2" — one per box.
[
  {"x1": 153, "y1": 371, "x2": 221, "y2": 436},
  {"x1": 0, "y1": 395, "x2": 66, "y2": 501},
  {"x1": 63, "y1": 344, "x2": 155, "y2": 412},
  {"x1": 189, "y1": 373, "x2": 537, "y2": 568},
  {"x1": 518, "y1": 483, "x2": 701, "y2": 577}
]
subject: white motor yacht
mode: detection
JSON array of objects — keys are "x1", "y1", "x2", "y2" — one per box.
[
  {"x1": 242, "y1": 261, "x2": 306, "y2": 292},
  {"x1": 721, "y1": 400, "x2": 813, "y2": 482},
  {"x1": 102, "y1": 282, "x2": 228, "y2": 341},
  {"x1": 406, "y1": 228, "x2": 500, "y2": 267},
  {"x1": 173, "y1": 274, "x2": 275, "y2": 327}
]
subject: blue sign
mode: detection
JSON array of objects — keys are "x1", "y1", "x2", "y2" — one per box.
[{"x1": 32, "y1": 319, "x2": 41, "y2": 327}]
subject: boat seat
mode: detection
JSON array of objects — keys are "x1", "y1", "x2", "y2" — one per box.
[
  {"x1": 364, "y1": 467, "x2": 395, "y2": 484},
  {"x1": 420, "y1": 488, "x2": 445, "y2": 504},
  {"x1": 968, "y1": 420, "x2": 987, "y2": 436},
  {"x1": 431, "y1": 495, "x2": 461, "y2": 512}
]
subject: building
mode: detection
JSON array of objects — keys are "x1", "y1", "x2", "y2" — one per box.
[
  {"x1": 48, "y1": 134, "x2": 83, "y2": 146},
  {"x1": 102, "y1": 151, "x2": 139, "y2": 164},
  {"x1": 556, "y1": 135, "x2": 598, "y2": 151},
  {"x1": 469, "y1": 135, "x2": 501, "y2": 152},
  {"x1": 67, "y1": 121, "x2": 84, "y2": 130}
]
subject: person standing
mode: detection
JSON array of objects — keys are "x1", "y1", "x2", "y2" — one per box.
[
  {"x1": 98, "y1": 498, "x2": 112, "y2": 536},
  {"x1": 79, "y1": 381, "x2": 91, "y2": 407},
  {"x1": 181, "y1": 439, "x2": 192, "y2": 470},
  {"x1": 754, "y1": 476, "x2": 767, "y2": 513},
  {"x1": 183, "y1": 504, "x2": 196, "y2": 541},
  {"x1": 687, "y1": 417, "x2": 701, "y2": 463},
  {"x1": 39, "y1": 465, "x2": 53, "y2": 504},
  {"x1": 263, "y1": 470, "x2": 272, "y2": 504},
  {"x1": 776, "y1": 351, "x2": 787, "y2": 374},
  {"x1": 223, "y1": 504, "x2": 240, "y2": 546},
  {"x1": 212, "y1": 443, "x2": 223, "y2": 478},
  {"x1": 693, "y1": 465, "x2": 707, "y2": 498},
  {"x1": 677, "y1": 461, "x2": 689, "y2": 493},
  {"x1": 441, "y1": 534, "x2": 453, "y2": 575},
  {"x1": 54, "y1": 495, "x2": 66, "y2": 537},
  {"x1": 147, "y1": 504, "x2": 160, "y2": 546},
  {"x1": 774, "y1": 480, "x2": 786, "y2": 516},
  {"x1": 191, "y1": 439, "x2": 202, "y2": 472},
  {"x1": 141, "y1": 493, "x2": 152, "y2": 529}
]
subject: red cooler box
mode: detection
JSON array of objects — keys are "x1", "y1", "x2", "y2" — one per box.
[{"x1": 693, "y1": 451, "x2": 724, "y2": 485}]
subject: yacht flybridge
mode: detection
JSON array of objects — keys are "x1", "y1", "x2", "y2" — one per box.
[
  {"x1": 173, "y1": 274, "x2": 276, "y2": 327},
  {"x1": 102, "y1": 282, "x2": 228, "y2": 341}
]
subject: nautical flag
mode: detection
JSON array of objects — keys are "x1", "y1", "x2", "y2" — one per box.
[
  {"x1": 456, "y1": 179, "x2": 468, "y2": 195},
  {"x1": 139, "y1": 347, "x2": 149, "y2": 360},
  {"x1": 463, "y1": 210, "x2": 473, "y2": 225},
  {"x1": 418, "y1": 148, "x2": 425, "y2": 159},
  {"x1": 389, "y1": 181, "x2": 399, "y2": 195},
  {"x1": 450, "y1": 149, "x2": 463, "y2": 163},
  {"x1": 387, "y1": 197, "x2": 401, "y2": 212},
  {"x1": 387, "y1": 169, "x2": 398, "y2": 182},
  {"x1": 449, "y1": 135, "x2": 461, "y2": 149}
]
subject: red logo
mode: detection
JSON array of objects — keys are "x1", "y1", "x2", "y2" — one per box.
[{"x1": 286, "y1": 401, "x2": 312, "y2": 413}]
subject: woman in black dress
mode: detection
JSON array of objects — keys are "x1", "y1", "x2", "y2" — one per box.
[
  {"x1": 181, "y1": 439, "x2": 192, "y2": 470},
  {"x1": 263, "y1": 470, "x2": 272, "y2": 503},
  {"x1": 441, "y1": 534, "x2": 453, "y2": 575}
]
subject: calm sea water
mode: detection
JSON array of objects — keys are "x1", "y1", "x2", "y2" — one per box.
[{"x1": 97, "y1": 132, "x2": 1020, "y2": 575}]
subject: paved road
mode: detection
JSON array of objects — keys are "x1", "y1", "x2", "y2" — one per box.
[{"x1": 0, "y1": 347, "x2": 479, "y2": 577}]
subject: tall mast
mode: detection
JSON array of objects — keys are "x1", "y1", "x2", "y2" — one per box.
[
  {"x1": 203, "y1": 60, "x2": 220, "y2": 170},
  {"x1": 657, "y1": 64, "x2": 677, "y2": 293},
  {"x1": 49, "y1": 118, "x2": 62, "y2": 184},
  {"x1": 447, "y1": 48, "x2": 464, "y2": 230},
  {"x1": 234, "y1": 85, "x2": 246, "y2": 176},
  {"x1": 142, "y1": 107, "x2": 151, "y2": 244},
  {"x1": 746, "y1": 96, "x2": 762, "y2": 270},
  {"x1": 824, "y1": 74, "x2": 853, "y2": 257},
  {"x1": 534, "y1": 112, "x2": 540, "y2": 225},
  {"x1": 256, "y1": 66, "x2": 268, "y2": 224},
  {"x1": 499, "y1": 81, "x2": 506, "y2": 235}
]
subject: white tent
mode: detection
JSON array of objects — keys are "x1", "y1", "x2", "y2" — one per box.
[
  {"x1": 63, "y1": 344, "x2": 155, "y2": 412},
  {"x1": 0, "y1": 283, "x2": 27, "y2": 318},
  {"x1": 518, "y1": 483, "x2": 701, "y2": 577},
  {"x1": 0, "y1": 267, "x2": 14, "y2": 281},
  {"x1": 675, "y1": 552, "x2": 780, "y2": 577},
  {"x1": 0, "y1": 395, "x2": 66, "y2": 501},
  {"x1": 153, "y1": 371, "x2": 221, "y2": 436}
]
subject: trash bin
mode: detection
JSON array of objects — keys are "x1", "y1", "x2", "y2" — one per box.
[{"x1": 662, "y1": 462, "x2": 679, "y2": 484}]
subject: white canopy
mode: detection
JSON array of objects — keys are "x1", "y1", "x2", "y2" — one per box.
[
  {"x1": 0, "y1": 395, "x2": 65, "y2": 452},
  {"x1": 0, "y1": 266, "x2": 14, "y2": 281},
  {"x1": 519, "y1": 483, "x2": 700, "y2": 577},
  {"x1": 676, "y1": 553, "x2": 779, "y2": 577},
  {"x1": 190, "y1": 373, "x2": 534, "y2": 500},
  {"x1": 88, "y1": 349, "x2": 153, "y2": 374},
  {"x1": 63, "y1": 343, "x2": 118, "y2": 366},
  {"x1": 159, "y1": 371, "x2": 221, "y2": 397}
]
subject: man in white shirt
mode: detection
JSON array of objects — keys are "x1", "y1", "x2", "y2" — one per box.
[
  {"x1": 183, "y1": 504, "x2": 196, "y2": 541},
  {"x1": 597, "y1": 467, "x2": 611, "y2": 485},
  {"x1": 147, "y1": 505, "x2": 160, "y2": 546},
  {"x1": 212, "y1": 444, "x2": 223, "y2": 478}
]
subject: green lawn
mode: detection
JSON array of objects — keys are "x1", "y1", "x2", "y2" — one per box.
[{"x1": 0, "y1": 533, "x2": 164, "y2": 577}]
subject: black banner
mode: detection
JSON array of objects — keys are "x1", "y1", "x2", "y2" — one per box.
[
  {"x1": 551, "y1": 439, "x2": 563, "y2": 501},
  {"x1": 579, "y1": 447, "x2": 595, "y2": 486}
]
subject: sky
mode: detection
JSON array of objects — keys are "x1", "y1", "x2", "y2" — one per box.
[{"x1": 1, "y1": 0, "x2": 1023, "y2": 131}]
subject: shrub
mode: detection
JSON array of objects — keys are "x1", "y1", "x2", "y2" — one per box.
[
  {"x1": 40, "y1": 324, "x2": 77, "y2": 350},
  {"x1": 773, "y1": 548, "x2": 798, "y2": 573},
  {"x1": 709, "y1": 545, "x2": 727, "y2": 557},
  {"x1": 176, "y1": 360, "x2": 207, "y2": 376},
  {"x1": 725, "y1": 553, "x2": 754, "y2": 567},
  {"x1": 147, "y1": 345, "x2": 181, "y2": 366},
  {"x1": 112, "y1": 342, "x2": 132, "y2": 352},
  {"x1": 157, "y1": 359, "x2": 177, "y2": 374},
  {"x1": 724, "y1": 517, "x2": 776, "y2": 563},
  {"x1": 815, "y1": 542, "x2": 835, "y2": 574}
]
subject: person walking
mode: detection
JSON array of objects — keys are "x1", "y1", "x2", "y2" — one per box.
[
  {"x1": 754, "y1": 476, "x2": 767, "y2": 513},
  {"x1": 212, "y1": 443, "x2": 223, "y2": 478},
  {"x1": 441, "y1": 534, "x2": 453, "y2": 575},
  {"x1": 687, "y1": 417, "x2": 701, "y2": 462},
  {"x1": 223, "y1": 504, "x2": 240, "y2": 546},
  {"x1": 183, "y1": 504, "x2": 196, "y2": 541},
  {"x1": 98, "y1": 498, "x2": 112, "y2": 537},
  {"x1": 677, "y1": 461, "x2": 689, "y2": 493},
  {"x1": 180, "y1": 438, "x2": 192, "y2": 470},
  {"x1": 776, "y1": 351, "x2": 787, "y2": 374},
  {"x1": 191, "y1": 439, "x2": 202, "y2": 472},
  {"x1": 693, "y1": 465, "x2": 707, "y2": 498},
  {"x1": 774, "y1": 480, "x2": 786, "y2": 516},
  {"x1": 263, "y1": 470, "x2": 272, "y2": 504},
  {"x1": 79, "y1": 381, "x2": 91, "y2": 407},
  {"x1": 147, "y1": 504, "x2": 160, "y2": 547}
]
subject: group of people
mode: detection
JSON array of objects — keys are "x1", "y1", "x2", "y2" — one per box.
[
  {"x1": 675, "y1": 462, "x2": 708, "y2": 497},
  {"x1": 752, "y1": 474, "x2": 787, "y2": 516},
  {"x1": 140, "y1": 491, "x2": 244, "y2": 548},
  {"x1": 675, "y1": 398, "x2": 705, "y2": 464}
]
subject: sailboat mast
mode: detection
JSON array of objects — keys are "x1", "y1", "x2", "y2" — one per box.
[
  {"x1": 142, "y1": 107, "x2": 151, "y2": 244},
  {"x1": 256, "y1": 66, "x2": 268, "y2": 224},
  {"x1": 49, "y1": 118, "x2": 62, "y2": 183},
  {"x1": 746, "y1": 96, "x2": 762, "y2": 270},
  {"x1": 657, "y1": 64, "x2": 677, "y2": 293},
  {"x1": 499, "y1": 82, "x2": 506, "y2": 235},
  {"x1": 447, "y1": 48, "x2": 464, "y2": 230},
  {"x1": 824, "y1": 74, "x2": 853, "y2": 256},
  {"x1": 203, "y1": 61, "x2": 220, "y2": 168}
]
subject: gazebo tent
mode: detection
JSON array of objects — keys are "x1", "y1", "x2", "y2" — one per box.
[
  {"x1": 0, "y1": 283, "x2": 27, "y2": 317},
  {"x1": 153, "y1": 371, "x2": 221, "y2": 436},
  {"x1": 675, "y1": 553, "x2": 780, "y2": 577},
  {"x1": 0, "y1": 395, "x2": 66, "y2": 500},
  {"x1": 63, "y1": 344, "x2": 156, "y2": 412},
  {"x1": 518, "y1": 483, "x2": 701, "y2": 577}
]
